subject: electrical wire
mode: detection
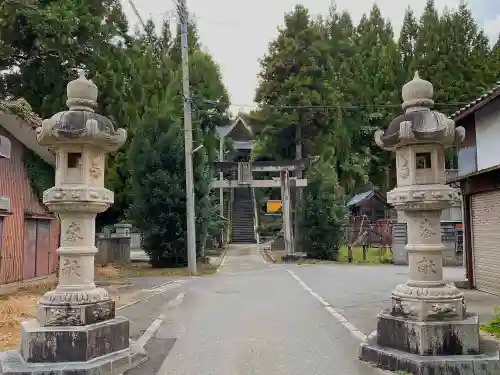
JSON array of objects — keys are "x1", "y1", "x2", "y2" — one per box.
[
  {"x1": 126, "y1": 0, "x2": 478, "y2": 115},
  {"x1": 206, "y1": 101, "x2": 477, "y2": 111}
]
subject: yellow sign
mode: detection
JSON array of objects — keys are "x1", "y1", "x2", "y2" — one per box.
[{"x1": 266, "y1": 200, "x2": 282, "y2": 214}]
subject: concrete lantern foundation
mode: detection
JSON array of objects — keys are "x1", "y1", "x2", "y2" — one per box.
[
  {"x1": 359, "y1": 332, "x2": 500, "y2": 375},
  {"x1": 0, "y1": 346, "x2": 146, "y2": 375},
  {"x1": 20, "y1": 317, "x2": 130, "y2": 363},
  {"x1": 375, "y1": 312, "x2": 480, "y2": 356}
]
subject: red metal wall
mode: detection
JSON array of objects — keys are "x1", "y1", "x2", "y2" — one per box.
[{"x1": 0, "y1": 127, "x2": 60, "y2": 284}]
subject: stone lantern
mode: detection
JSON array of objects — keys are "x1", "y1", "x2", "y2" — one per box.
[
  {"x1": 0, "y1": 72, "x2": 145, "y2": 374},
  {"x1": 359, "y1": 73, "x2": 499, "y2": 374}
]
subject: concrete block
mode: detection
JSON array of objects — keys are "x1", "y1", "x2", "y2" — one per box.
[
  {"x1": 0, "y1": 343, "x2": 147, "y2": 375},
  {"x1": 376, "y1": 312, "x2": 480, "y2": 356},
  {"x1": 359, "y1": 332, "x2": 500, "y2": 375},
  {"x1": 20, "y1": 317, "x2": 129, "y2": 363}
]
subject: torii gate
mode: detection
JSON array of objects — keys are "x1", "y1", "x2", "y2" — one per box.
[
  {"x1": 212, "y1": 115, "x2": 311, "y2": 256},
  {"x1": 210, "y1": 159, "x2": 311, "y2": 256}
]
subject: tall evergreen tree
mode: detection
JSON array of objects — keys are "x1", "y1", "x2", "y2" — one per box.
[
  {"x1": 322, "y1": 4, "x2": 370, "y2": 193},
  {"x1": 0, "y1": 0, "x2": 129, "y2": 117},
  {"x1": 253, "y1": 5, "x2": 333, "y2": 160},
  {"x1": 348, "y1": 4, "x2": 400, "y2": 192},
  {"x1": 398, "y1": 7, "x2": 419, "y2": 87}
]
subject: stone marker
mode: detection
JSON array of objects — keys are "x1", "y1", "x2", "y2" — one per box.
[
  {"x1": 0, "y1": 71, "x2": 146, "y2": 374},
  {"x1": 358, "y1": 72, "x2": 500, "y2": 374}
]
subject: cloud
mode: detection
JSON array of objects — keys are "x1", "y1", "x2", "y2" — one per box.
[
  {"x1": 121, "y1": 0, "x2": 496, "y2": 112},
  {"x1": 482, "y1": 15, "x2": 500, "y2": 43}
]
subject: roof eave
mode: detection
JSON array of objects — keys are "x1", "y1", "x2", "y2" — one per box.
[
  {"x1": 451, "y1": 89, "x2": 500, "y2": 122},
  {"x1": 0, "y1": 111, "x2": 55, "y2": 166}
]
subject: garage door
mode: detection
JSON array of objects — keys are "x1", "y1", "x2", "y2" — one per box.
[{"x1": 472, "y1": 190, "x2": 500, "y2": 295}]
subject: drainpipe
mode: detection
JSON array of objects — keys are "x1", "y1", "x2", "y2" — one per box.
[{"x1": 460, "y1": 191, "x2": 467, "y2": 281}]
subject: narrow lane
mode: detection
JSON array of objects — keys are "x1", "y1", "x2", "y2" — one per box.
[{"x1": 152, "y1": 244, "x2": 385, "y2": 375}]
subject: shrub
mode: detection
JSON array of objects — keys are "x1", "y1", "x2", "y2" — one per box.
[{"x1": 298, "y1": 161, "x2": 346, "y2": 260}]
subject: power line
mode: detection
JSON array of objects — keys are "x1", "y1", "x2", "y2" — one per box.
[{"x1": 209, "y1": 101, "x2": 478, "y2": 111}]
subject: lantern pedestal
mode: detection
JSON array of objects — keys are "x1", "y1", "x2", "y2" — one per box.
[
  {"x1": 0, "y1": 72, "x2": 146, "y2": 374},
  {"x1": 0, "y1": 317, "x2": 146, "y2": 375},
  {"x1": 359, "y1": 72, "x2": 500, "y2": 374},
  {"x1": 359, "y1": 316, "x2": 500, "y2": 375}
]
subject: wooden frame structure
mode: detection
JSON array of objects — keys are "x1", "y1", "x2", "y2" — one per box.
[{"x1": 210, "y1": 159, "x2": 314, "y2": 256}]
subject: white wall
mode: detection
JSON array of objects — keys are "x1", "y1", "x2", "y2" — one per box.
[{"x1": 475, "y1": 101, "x2": 500, "y2": 171}]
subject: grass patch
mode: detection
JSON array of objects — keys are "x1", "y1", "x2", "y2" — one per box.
[
  {"x1": 481, "y1": 306, "x2": 500, "y2": 338},
  {"x1": 0, "y1": 280, "x2": 57, "y2": 351},
  {"x1": 291, "y1": 246, "x2": 392, "y2": 265},
  {"x1": 95, "y1": 262, "x2": 217, "y2": 279},
  {"x1": 204, "y1": 248, "x2": 225, "y2": 257},
  {"x1": 270, "y1": 250, "x2": 285, "y2": 263},
  {"x1": 338, "y1": 245, "x2": 392, "y2": 264}
]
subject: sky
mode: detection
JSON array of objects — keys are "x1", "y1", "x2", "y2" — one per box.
[{"x1": 121, "y1": 0, "x2": 499, "y2": 114}]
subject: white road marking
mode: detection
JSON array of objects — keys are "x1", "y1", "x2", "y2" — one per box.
[
  {"x1": 117, "y1": 280, "x2": 185, "y2": 311},
  {"x1": 286, "y1": 269, "x2": 367, "y2": 342},
  {"x1": 135, "y1": 292, "x2": 186, "y2": 349}
]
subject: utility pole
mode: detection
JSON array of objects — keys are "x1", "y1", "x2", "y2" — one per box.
[
  {"x1": 219, "y1": 136, "x2": 224, "y2": 245},
  {"x1": 177, "y1": 0, "x2": 197, "y2": 274}
]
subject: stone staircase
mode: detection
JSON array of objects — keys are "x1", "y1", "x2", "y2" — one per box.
[{"x1": 231, "y1": 187, "x2": 256, "y2": 244}]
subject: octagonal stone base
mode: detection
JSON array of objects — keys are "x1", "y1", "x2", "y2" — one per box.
[
  {"x1": 0, "y1": 314, "x2": 147, "y2": 375},
  {"x1": 359, "y1": 312, "x2": 500, "y2": 375},
  {"x1": 20, "y1": 317, "x2": 130, "y2": 363},
  {"x1": 359, "y1": 333, "x2": 500, "y2": 375},
  {"x1": 0, "y1": 345, "x2": 146, "y2": 375},
  {"x1": 377, "y1": 311, "x2": 480, "y2": 356}
]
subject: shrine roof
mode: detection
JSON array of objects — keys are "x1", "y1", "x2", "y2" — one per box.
[
  {"x1": 346, "y1": 187, "x2": 389, "y2": 208},
  {"x1": 217, "y1": 115, "x2": 253, "y2": 139}
]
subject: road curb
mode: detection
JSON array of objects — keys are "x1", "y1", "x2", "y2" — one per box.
[
  {"x1": 216, "y1": 247, "x2": 229, "y2": 274},
  {"x1": 260, "y1": 245, "x2": 276, "y2": 263}
]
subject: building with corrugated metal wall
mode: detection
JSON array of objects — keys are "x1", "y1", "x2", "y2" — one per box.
[
  {"x1": 0, "y1": 102, "x2": 59, "y2": 285},
  {"x1": 451, "y1": 82, "x2": 500, "y2": 295}
]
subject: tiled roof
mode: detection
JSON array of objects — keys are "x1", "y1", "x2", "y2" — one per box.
[
  {"x1": 450, "y1": 82, "x2": 500, "y2": 120},
  {"x1": 346, "y1": 190, "x2": 374, "y2": 207}
]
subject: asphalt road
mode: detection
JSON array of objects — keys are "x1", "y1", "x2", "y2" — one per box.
[{"x1": 126, "y1": 244, "x2": 444, "y2": 375}]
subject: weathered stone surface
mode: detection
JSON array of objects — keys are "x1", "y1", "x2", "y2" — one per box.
[
  {"x1": 0, "y1": 343, "x2": 146, "y2": 375},
  {"x1": 376, "y1": 311, "x2": 480, "y2": 356},
  {"x1": 20, "y1": 317, "x2": 129, "y2": 363},
  {"x1": 359, "y1": 332, "x2": 500, "y2": 375},
  {"x1": 37, "y1": 300, "x2": 115, "y2": 327}
]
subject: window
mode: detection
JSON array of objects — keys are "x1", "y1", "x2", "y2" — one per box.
[
  {"x1": 67, "y1": 152, "x2": 82, "y2": 168},
  {"x1": 441, "y1": 206, "x2": 462, "y2": 222},
  {"x1": 416, "y1": 152, "x2": 432, "y2": 169},
  {"x1": 457, "y1": 146, "x2": 476, "y2": 176}
]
